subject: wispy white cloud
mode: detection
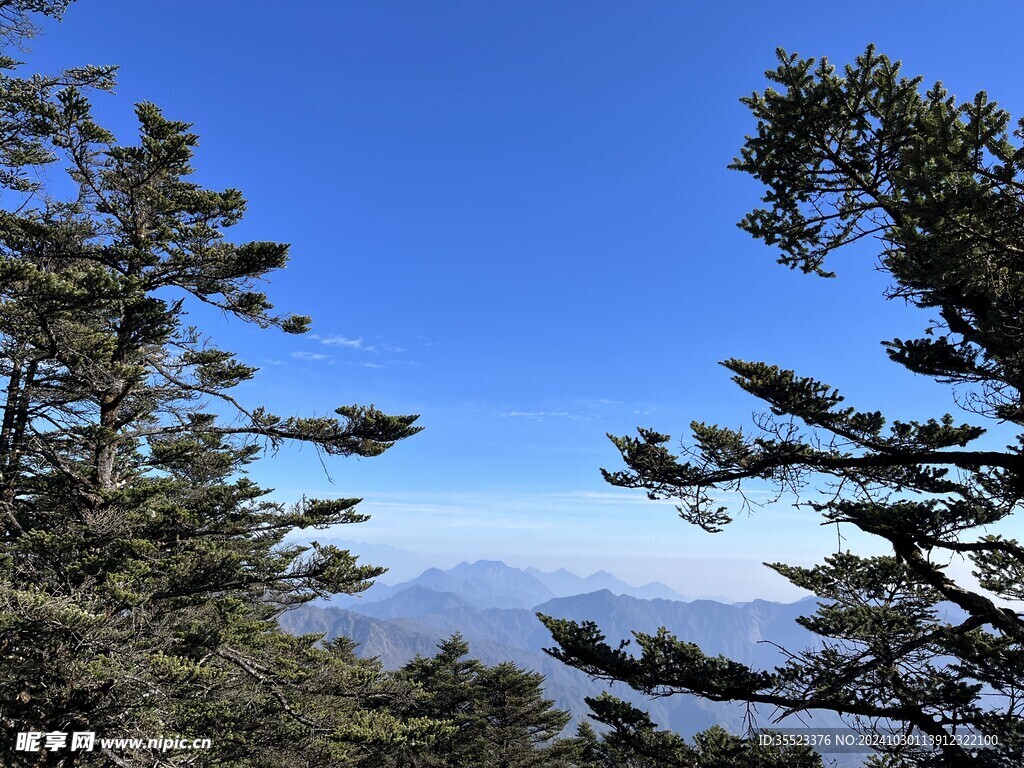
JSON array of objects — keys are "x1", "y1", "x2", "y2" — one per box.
[
  {"x1": 313, "y1": 334, "x2": 404, "y2": 354},
  {"x1": 499, "y1": 410, "x2": 585, "y2": 421},
  {"x1": 318, "y1": 334, "x2": 366, "y2": 349},
  {"x1": 291, "y1": 351, "x2": 332, "y2": 361},
  {"x1": 497, "y1": 399, "x2": 650, "y2": 422},
  {"x1": 362, "y1": 362, "x2": 384, "y2": 369}
]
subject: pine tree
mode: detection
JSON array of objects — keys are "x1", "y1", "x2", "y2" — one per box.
[
  {"x1": 558, "y1": 721, "x2": 607, "y2": 768},
  {"x1": 397, "y1": 634, "x2": 484, "y2": 767},
  {"x1": 0, "y1": 5, "x2": 431, "y2": 765},
  {"x1": 392, "y1": 634, "x2": 575, "y2": 768},
  {"x1": 474, "y1": 661, "x2": 573, "y2": 768},
  {"x1": 573, "y1": 694, "x2": 697, "y2": 767},
  {"x1": 542, "y1": 47, "x2": 1024, "y2": 767}
]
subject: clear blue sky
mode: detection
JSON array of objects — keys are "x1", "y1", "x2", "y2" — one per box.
[{"x1": 29, "y1": 1, "x2": 1024, "y2": 599}]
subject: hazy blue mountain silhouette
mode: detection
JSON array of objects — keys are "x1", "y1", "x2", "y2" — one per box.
[
  {"x1": 328, "y1": 559, "x2": 556, "y2": 609},
  {"x1": 327, "y1": 559, "x2": 687, "y2": 610},
  {"x1": 524, "y1": 566, "x2": 687, "y2": 601}
]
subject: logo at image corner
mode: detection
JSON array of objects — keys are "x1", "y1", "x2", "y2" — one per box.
[{"x1": 15, "y1": 731, "x2": 96, "y2": 752}]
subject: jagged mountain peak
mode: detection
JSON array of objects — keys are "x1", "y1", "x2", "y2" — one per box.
[
  {"x1": 525, "y1": 565, "x2": 687, "y2": 602},
  {"x1": 330, "y1": 560, "x2": 690, "y2": 611}
]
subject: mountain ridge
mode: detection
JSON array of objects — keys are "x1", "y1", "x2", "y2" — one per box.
[{"x1": 328, "y1": 558, "x2": 691, "y2": 610}]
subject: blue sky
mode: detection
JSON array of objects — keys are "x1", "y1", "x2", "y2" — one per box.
[{"x1": 29, "y1": 1, "x2": 1024, "y2": 600}]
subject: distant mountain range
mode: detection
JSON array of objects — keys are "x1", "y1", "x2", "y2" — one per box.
[
  {"x1": 281, "y1": 560, "x2": 853, "y2": 750},
  {"x1": 525, "y1": 566, "x2": 689, "y2": 602},
  {"x1": 327, "y1": 559, "x2": 688, "y2": 610}
]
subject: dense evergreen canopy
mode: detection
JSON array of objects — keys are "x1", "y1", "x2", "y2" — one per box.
[{"x1": 542, "y1": 47, "x2": 1024, "y2": 768}]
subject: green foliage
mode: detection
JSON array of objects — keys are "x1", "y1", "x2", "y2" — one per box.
[
  {"x1": 386, "y1": 634, "x2": 576, "y2": 768},
  {"x1": 543, "y1": 47, "x2": 1024, "y2": 767}
]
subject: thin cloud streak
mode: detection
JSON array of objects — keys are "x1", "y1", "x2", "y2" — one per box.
[
  {"x1": 313, "y1": 334, "x2": 405, "y2": 354},
  {"x1": 318, "y1": 334, "x2": 366, "y2": 349},
  {"x1": 499, "y1": 410, "x2": 586, "y2": 421}
]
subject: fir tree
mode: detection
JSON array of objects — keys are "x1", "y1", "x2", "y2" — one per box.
[
  {"x1": 0, "y1": 5, "x2": 430, "y2": 765},
  {"x1": 473, "y1": 661, "x2": 573, "y2": 767},
  {"x1": 391, "y1": 634, "x2": 575, "y2": 768},
  {"x1": 542, "y1": 47, "x2": 1024, "y2": 768}
]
